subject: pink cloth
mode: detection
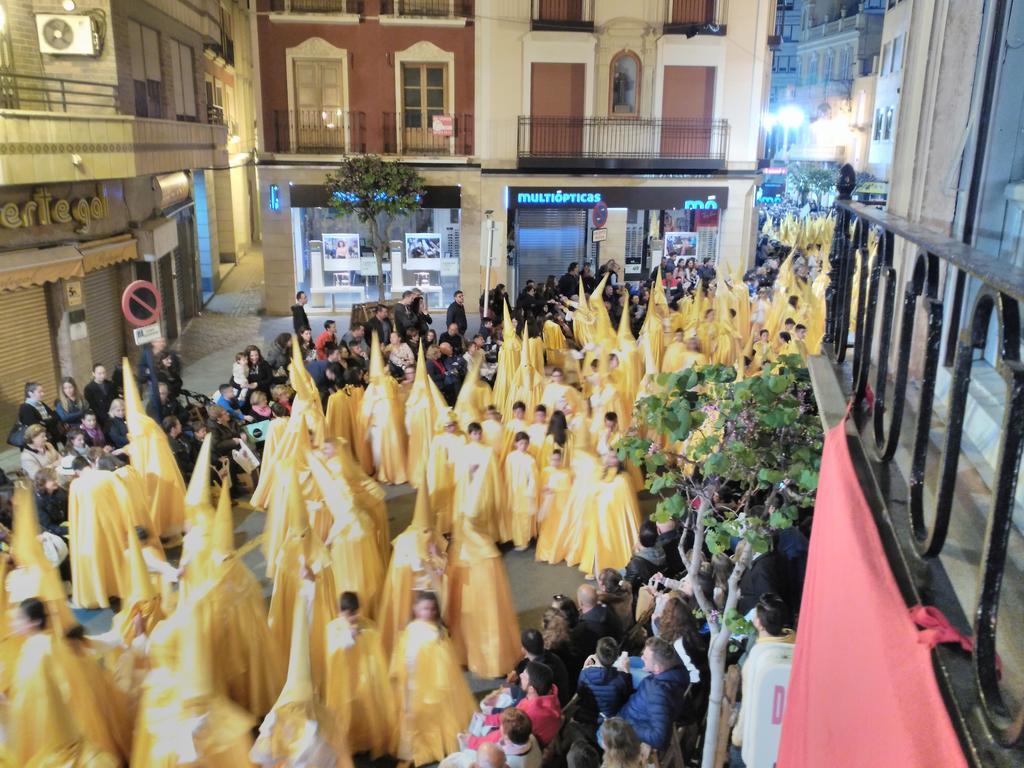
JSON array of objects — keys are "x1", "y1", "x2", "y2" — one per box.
[{"x1": 776, "y1": 419, "x2": 967, "y2": 768}]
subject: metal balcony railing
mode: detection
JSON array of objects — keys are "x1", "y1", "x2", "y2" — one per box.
[
  {"x1": 380, "y1": 0, "x2": 472, "y2": 17},
  {"x1": 818, "y1": 165, "x2": 1024, "y2": 766},
  {"x1": 531, "y1": 0, "x2": 594, "y2": 31},
  {"x1": 0, "y1": 72, "x2": 119, "y2": 114},
  {"x1": 271, "y1": 109, "x2": 367, "y2": 154},
  {"x1": 663, "y1": 0, "x2": 727, "y2": 35},
  {"x1": 382, "y1": 112, "x2": 474, "y2": 156},
  {"x1": 269, "y1": 0, "x2": 363, "y2": 11},
  {"x1": 517, "y1": 116, "x2": 728, "y2": 169}
]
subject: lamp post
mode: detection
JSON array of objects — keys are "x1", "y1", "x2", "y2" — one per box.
[{"x1": 482, "y1": 212, "x2": 496, "y2": 328}]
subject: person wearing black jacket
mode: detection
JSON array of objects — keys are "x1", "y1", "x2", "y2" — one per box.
[
  {"x1": 33, "y1": 469, "x2": 68, "y2": 536},
  {"x1": 207, "y1": 405, "x2": 245, "y2": 491},
  {"x1": 84, "y1": 364, "x2": 118, "y2": 426},
  {"x1": 366, "y1": 304, "x2": 393, "y2": 347},
  {"x1": 514, "y1": 629, "x2": 572, "y2": 707},
  {"x1": 243, "y1": 346, "x2": 274, "y2": 402},
  {"x1": 570, "y1": 584, "x2": 623, "y2": 663},
  {"x1": 446, "y1": 290, "x2": 468, "y2": 334},
  {"x1": 19, "y1": 382, "x2": 60, "y2": 444},
  {"x1": 557, "y1": 262, "x2": 580, "y2": 298},
  {"x1": 163, "y1": 415, "x2": 196, "y2": 480},
  {"x1": 291, "y1": 291, "x2": 310, "y2": 335},
  {"x1": 438, "y1": 323, "x2": 465, "y2": 355}
]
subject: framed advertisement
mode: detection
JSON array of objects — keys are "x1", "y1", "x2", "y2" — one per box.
[
  {"x1": 322, "y1": 233, "x2": 361, "y2": 272},
  {"x1": 664, "y1": 231, "x2": 698, "y2": 259},
  {"x1": 404, "y1": 233, "x2": 442, "y2": 270}
]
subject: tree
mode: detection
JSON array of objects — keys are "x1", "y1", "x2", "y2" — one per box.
[
  {"x1": 618, "y1": 357, "x2": 823, "y2": 768},
  {"x1": 325, "y1": 156, "x2": 426, "y2": 301},
  {"x1": 786, "y1": 162, "x2": 838, "y2": 205}
]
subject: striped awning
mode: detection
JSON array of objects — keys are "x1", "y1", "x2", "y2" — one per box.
[
  {"x1": 79, "y1": 235, "x2": 138, "y2": 272},
  {"x1": 0, "y1": 245, "x2": 84, "y2": 293}
]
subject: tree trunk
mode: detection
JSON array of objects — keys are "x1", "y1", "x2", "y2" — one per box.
[
  {"x1": 700, "y1": 542, "x2": 751, "y2": 768},
  {"x1": 367, "y1": 217, "x2": 386, "y2": 302}
]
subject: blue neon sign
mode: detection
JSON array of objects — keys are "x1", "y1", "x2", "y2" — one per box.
[
  {"x1": 516, "y1": 191, "x2": 603, "y2": 205},
  {"x1": 269, "y1": 184, "x2": 281, "y2": 211}
]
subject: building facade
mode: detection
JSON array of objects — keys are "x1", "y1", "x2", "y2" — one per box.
[
  {"x1": 0, "y1": 0, "x2": 258, "y2": 433},
  {"x1": 255, "y1": 0, "x2": 774, "y2": 314}
]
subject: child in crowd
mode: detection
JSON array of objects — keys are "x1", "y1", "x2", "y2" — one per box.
[
  {"x1": 249, "y1": 391, "x2": 272, "y2": 420},
  {"x1": 504, "y1": 432, "x2": 539, "y2": 550},
  {"x1": 231, "y1": 351, "x2": 250, "y2": 401}
]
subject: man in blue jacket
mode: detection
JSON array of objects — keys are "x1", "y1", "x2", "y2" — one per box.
[{"x1": 613, "y1": 637, "x2": 690, "y2": 753}]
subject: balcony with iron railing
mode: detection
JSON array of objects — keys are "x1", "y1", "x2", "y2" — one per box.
[
  {"x1": 530, "y1": 0, "x2": 594, "y2": 32},
  {"x1": 517, "y1": 116, "x2": 728, "y2": 171},
  {"x1": 663, "y1": 0, "x2": 727, "y2": 36},
  {"x1": 380, "y1": 0, "x2": 472, "y2": 18},
  {"x1": 812, "y1": 165, "x2": 1024, "y2": 766},
  {"x1": 0, "y1": 72, "x2": 119, "y2": 114},
  {"x1": 268, "y1": 0, "x2": 364, "y2": 12},
  {"x1": 268, "y1": 109, "x2": 473, "y2": 157}
]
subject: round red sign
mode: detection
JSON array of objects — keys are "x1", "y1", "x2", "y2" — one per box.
[
  {"x1": 121, "y1": 280, "x2": 163, "y2": 328},
  {"x1": 592, "y1": 201, "x2": 609, "y2": 228}
]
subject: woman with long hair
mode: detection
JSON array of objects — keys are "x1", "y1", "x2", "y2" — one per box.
[
  {"x1": 600, "y1": 718, "x2": 643, "y2": 768},
  {"x1": 55, "y1": 376, "x2": 86, "y2": 428},
  {"x1": 655, "y1": 592, "x2": 707, "y2": 686},
  {"x1": 541, "y1": 605, "x2": 579, "y2": 687},
  {"x1": 298, "y1": 326, "x2": 318, "y2": 362},
  {"x1": 244, "y1": 345, "x2": 274, "y2": 403}
]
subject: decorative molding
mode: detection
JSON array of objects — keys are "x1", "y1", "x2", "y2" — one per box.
[
  {"x1": 393, "y1": 41, "x2": 456, "y2": 155},
  {"x1": 285, "y1": 37, "x2": 352, "y2": 154},
  {"x1": 269, "y1": 12, "x2": 360, "y2": 26},
  {"x1": 379, "y1": 15, "x2": 466, "y2": 28},
  {"x1": 0, "y1": 141, "x2": 220, "y2": 155}
]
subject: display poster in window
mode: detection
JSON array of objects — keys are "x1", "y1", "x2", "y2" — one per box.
[
  {"x1": 405, "y1": 233, "x2": 442, "y2": 270},
  {"x1": 322, "y1": 233, "x2": 361, "y2": 272},
  {"x1": 440, "y1": 258, "x2": 459, "y2": 277},
  {"x1": 664, "y1": 231, "x2": 698, "y2": 259}
]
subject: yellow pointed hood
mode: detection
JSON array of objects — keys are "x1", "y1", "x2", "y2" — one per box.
[
  {"x1": 502, "y1": 297, "x2": 516, "y2": 341},
  {"x1": 410, "y1": 469, "x2": 433, "y2": 531},
  {"x1": 211, "y1": 475, "x2": 235, "y2": 559},
  {"x1": 184, "y1": 434, "x2": 214, "y2": 511},
  {"x1": 290, "y1": 336, "x2": 315, "y2": 401},
  {"x1": 12, "y1": 485, "x2": 47, "y2": 570},
  {"x1": 274, "y1": 592, "x2": 315, "y2": 707},
  {"x1": 125, "y1": 529, "x2": 157, "y2": 604},
  {"x1": 519, "y1": 323, "x2": 531, "y2": 369},
  {"x1": 121, "y1": 355, "x2": 146, "y2": 435},
  {"x1": 617, "y1": 292, "x2": 635, "y2": 342},
  {"x1": 284, "y1": 470, "x2": 311, "y2": 536},
  {"x1": 369, "y1": 331, "x2": 386, "y2": 382},
  {"x1": 589, "y1": 272, "x2": 609, "y2": 311},
  {"x1": 177, "y1": 603, "x2": 214, "y2": 702}
]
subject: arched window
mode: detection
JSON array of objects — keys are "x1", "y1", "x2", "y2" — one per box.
[
  {"x1": 823, "y1": 48, "x2": 835, "y2": 81},
  {"x1": 610, "y1": 51, "x2": 640, "y2": 116}
]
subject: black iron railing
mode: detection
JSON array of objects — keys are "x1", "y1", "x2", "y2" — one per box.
[
  {"x1": 819, "y1": 165, "x2": 1024, "y2": 766},
  {"x1": 664, "y1": 0, "x2": 727, "y2": 35},
  {"x1": 381, "y1": 0, "x2": 472, "y2": 17},
  {"x1": 271, "y1": 109, "x2": 367, "y2": 154},
  {"x1": 0, "y1": 72, "x2": 118, "y2": 113},
  {"x1": 517, "y1": 116, "x2": 728, "y2": 168},
  {"x1": 382, "y1": 112, "x2": 474, "y2": 155},
  {"x1": 531, "y1": 0, "x2": 594, "y2": 31},
  {"x1": 269, "y1": 0, "x2": 363, "y2": 11}
]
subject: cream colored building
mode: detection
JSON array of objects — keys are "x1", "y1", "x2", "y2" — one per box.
[{"x1": 0, "y1": 0, "x2": 258, "y2": 432}]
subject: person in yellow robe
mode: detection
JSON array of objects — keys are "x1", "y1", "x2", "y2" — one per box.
[
  {"x1": 320, "y1": 438, "x2": 390, "y2": 560},
  {"x1": 539, "y1": 367, "x2": 582, "y2": 415},
  {"x1": 576, "y1": 454, "x2": 642, "y2": 578},
  {"x1": 504, "y1": 432, "x2": 539, "y2": 550},
  {"x1": 454, "y1": 423, "x2": 507, "y2": 543},
  {"x1": 538, "y1": 409, "x2": 574, "y2": 468},
  {"x1": 526, "y1": 405, "x2": 549, "y2": 457},
  {"x1": 307, "y1": 450, "x2": 385, "y2": 614},
  {"x1": 746, "y1": 328, "x2": 773, "y2": 375},
  {"x1": 359, "y1": 333, "x2": 408, "y2": 485},
  {"x1": 447, "y1": 441, "x2": 522, "y2": 678},
  {"x1": 8, "y1": 636, "x2": 119, "y2": 767},
  {"x1": 131, "y1": 601, "x2": 256, "y2": 767},
  {"x1": 325, "y1": 591, "x2": 396, "y2": 759},
  {"x1": 251, "y1": 588, "x2": 352, "y2": 768},
  {"x1": 480, "y1": 406, "x2": 507, "y2": 456},
  {"x1": 502, "y1": 400, "x2": 530, "y2": 458},
  {"x1": 376, "y1": 479, "x2": 448, "y2": 654},
  {"x1": 541, "y1": 316, "x2": 567, "y2": 368},
  {"x1": 267, "y1": 475, "x2": 339, "y2": 695},
  {"x1": 454, "y1": 352, "x2": 489, "y2": 431},
  {"x1": 390, "y1": 591, "x2": 477, "y2": 765},
  {"x1": 533, "y1": 448, "x2": 575, "y2": 565},
  {"x1": 426, "y1": 414, "x2": 466, "y2": 535},
  {"x1": 562, "y1": 448, "x2": 603, "y2": 567},
  {"x1": 661, "y1": 330, "x2": 708, "y2": 373},
  {"x1": 404, "y1": 345, "x2": 447, "y2": 484}
]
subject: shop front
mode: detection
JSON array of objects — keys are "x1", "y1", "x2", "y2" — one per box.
[
  {"x1": 508, "y1": 185, "x2": 729, "y2": 295},
  {"x1": 289, "y1": 184, "x2": 464, "y2": 312}
]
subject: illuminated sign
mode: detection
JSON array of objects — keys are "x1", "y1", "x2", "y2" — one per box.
[
  {"x1": 269, "y1": 184, "x2": 281, "y2": 212},
  {"x1": 516, "y1": 191, "x2": 603, "y2": 205},
  {"x1": 0, "y1": 187, "x2": 109, "y2": 232},
  {"x1": 683, "y1": 197, "x2": 719, "y2": 210},
  {"x1": 508, "y1": 186, "x2": 730, "y2": 210}
]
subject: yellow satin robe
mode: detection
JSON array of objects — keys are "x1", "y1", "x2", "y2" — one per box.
[
  {"x1": 325, "y1": 616, "x2": 396, "y2": 758},
  {"x1": 504, "y1": 450, "x2": 539, "y2": 549},
  {"x1": 328, "y1": 504, "x2": 385, "y2": 615},
  {"x1": 661, "y1": 342, "x2": 708, "y2": 373},
  {"x1": 360, "y1": 379, "x2": 408, "y2": 485},
  {"x1": 577, "y1": 469, "x2": 642, "y2": 576},
  {"x1": 376, "y1": 527, "x2": 447, "y2": 655},
  {"x1": 563, "y1": 449, "x2": 604, "y2": 567},
  {"x1": 390, "y1": 619, "x2": 476, "y2": 765},
  {"x1": 534, "y1": 465, "x2": 574, "y2": 564},
  {"x1": 427, "y1": 431, "x2": 466, "y2": 535},
  {"x1": 453, "y1": 441, "x2": 506, "y2": 543}
]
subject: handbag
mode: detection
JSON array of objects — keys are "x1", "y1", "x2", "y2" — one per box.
[{"x1": 6, "y1": 422, "x2": 26, "y2": 449}]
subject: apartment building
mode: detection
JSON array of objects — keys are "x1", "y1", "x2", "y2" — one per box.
[{"x1": 0, "y1": 0, "x2": 257, "y2": 432}]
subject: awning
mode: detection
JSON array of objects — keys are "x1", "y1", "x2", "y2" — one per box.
[
  {"x1": 79, "y1": 235, "x2": 138, "y2": 272},
  {"x1": 0, "y1": 245, "x2": 84, "y2": 294}
]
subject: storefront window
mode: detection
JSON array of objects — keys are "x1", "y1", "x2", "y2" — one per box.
[
  {"x1": 662, "y1": 208, "x2": 720, "y2": 265},
  {"x1": 297, "y1": 206, "x2": 461, "y2": 310}
]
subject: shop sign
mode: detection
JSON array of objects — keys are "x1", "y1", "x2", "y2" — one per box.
[
  {"x1": 432, "y1": 115, "x2": 454, "y2": 136},
  {"x1": 154, "y1": 172, "x2": 191, "y2": 211},
  {"x1": 517, "y1": 191, "x2": 603, "y2": 206},
  {"x1": 510, "y1": 187, "x2": 727, "y2": 210},
  {"x1": 133, "y1": 323, "x2": 163, "y2": 346},
  {"x1": 0, "y1": 188, "x2": 109, "y2": 233}
]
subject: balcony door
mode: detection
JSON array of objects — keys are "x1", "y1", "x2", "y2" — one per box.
[
  {"x1": 530, "y1": 62, "x2": 585, "y2": 156},
  {"x1": 294, "y1": 59, "x2": 345, "y2": 152},
  {"x1": 670, "y1": 0, "x2": 715, "y2": 24},
  {"x1": 538, "y1": 0, "x2": 583, "y2": 21},
  {"x1": 660, "y1": 65, "x2": 714, "y2": 157},
  {"x1": 402, "y1": 63, "x2": 448, "y2": 153}
]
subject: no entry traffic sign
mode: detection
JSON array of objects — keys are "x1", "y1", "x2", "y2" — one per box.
[{"x1": 121, "y1": 280, "x2": 163, "y2": 328}]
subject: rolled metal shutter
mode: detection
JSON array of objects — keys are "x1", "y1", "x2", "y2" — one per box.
[
  {"x1": 84, "y1": 266, "x2": 127, "y2": 372},
  {"x1": 515, "y1": 208, "x2": 587, "y2": 295},
  {"x1": 0, "y1": 286, "x2": 58, "y2": 437}
]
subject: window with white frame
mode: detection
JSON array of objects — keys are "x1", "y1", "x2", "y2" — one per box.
[
  {"x1": 891, "y1": 34, "x2": 904, "y2": 74},
  {"x1": 128, "y1": 20, "x2": 162, "y2": 118},
  {"x1": 873, "y1": 108, "x2": 883, "y2": 140},
  {"x1": 169, "y1": 39, "x2": 197, "y2": 121},
  {"x1": 880, "y1": 41, "x2": 892, "y2": 75},
  {"x1": 883, "y1": 106, "x2": 895, "y2": 140}
]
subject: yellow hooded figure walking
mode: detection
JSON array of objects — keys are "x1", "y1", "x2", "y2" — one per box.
[
  {"x1": 252, "y1": 590, "x2": 353, "y2": 768},
  {"x1": 359, "y1": 333, "x2": 409, "y2": 484},
  {"x1": 390, "y1": 591, "x2": 476, "y2": 765}
]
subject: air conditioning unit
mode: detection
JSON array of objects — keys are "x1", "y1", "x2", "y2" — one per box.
[{"x1": 36, "y1": 14, "x2": 99, "y2": 56}]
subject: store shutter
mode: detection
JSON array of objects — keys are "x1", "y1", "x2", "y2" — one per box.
[
  {"x1": 515, "y1": 208, "x2": 587, "y2": 295},
  {"x1": 0, "y1": 286, "x2": 58, "y2": 438},
  {"x1": 84, "y1": 266, "x2": 127, "y2": 373}
]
